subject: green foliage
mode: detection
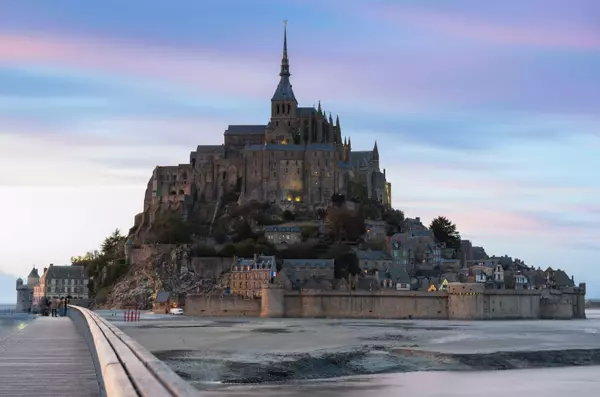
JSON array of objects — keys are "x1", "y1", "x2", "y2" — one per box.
[
  {"x1": 153, "y1": 212, "x2": 193, "y2": 244},
  {"x1": 219, "y1": 244, "x2": 237, "y2": 257},
  {"x1": 362, "y1": 238, "x2": 387, "y2": 251},
  {"x1": 101, "y1": 229, "x2": 127, "y2": 259},
  {"x1": 326, "y1": 245, "x2": 360, "y2": 279},
  {"x1": 279, "y1": 244, "x2": 319, "y2": 259},
  {"x1": 300, "y1": 225, "x2": 319, "y2": 240},
  {"x1": 231, "y1": 220, "x2": 254, "y2": 243},
  {"x1": 347, "y1": 181, "x2": 368, "y2": 203},
  {"x1": 429, "y1": 216, "x2": 461, "y2": 250},
  {"x1": 190, "y1": 243, "x2": 218, "y2": 257},
  {"x1": 282, "y1": 210, "x2": 295, "y2": 222},
  {"x1": 327, "y1": 207, "x2": 366, "y2": 242},
  {"x1": 383, "y1": 209, "x2": 405, "y2": 229}
]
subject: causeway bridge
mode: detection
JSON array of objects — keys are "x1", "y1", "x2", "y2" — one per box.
[{"x1": 0, "y1": 306, "x2": 199, "y2": 397}]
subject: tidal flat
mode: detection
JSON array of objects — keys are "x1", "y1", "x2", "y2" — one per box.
[{"x1": 100, "y1": 309, "x2": 600, "y2": 392}]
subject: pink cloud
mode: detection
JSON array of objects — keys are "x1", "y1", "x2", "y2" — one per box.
[
  {"x1": 370, "y1": 6, "x2": 600, "y2": 51},
  {"x1": 0, "y1": 32, "x2": 496, "y2": 110}
]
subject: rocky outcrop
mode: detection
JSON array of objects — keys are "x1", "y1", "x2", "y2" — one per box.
[{"x1": 102, "y1": 245, "x2": 215, "y2": 309}]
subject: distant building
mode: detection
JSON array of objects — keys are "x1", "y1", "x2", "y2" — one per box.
[
  {"x1": 357, "y1": 250, "x2": 392, "y2": 272},
  {"x1": 15, "y1": 267, "x2": 39, "y2": 312},
  {"x1": 264, "y1": 225, "x2": 302, "y2": 245},
  {"x1": 281, "y1": 259, "x2": 334, "y2": 286},
  {"x1": 365, "y1": 219, "x2": 387, "y2": 240},
  {"x1": 230, "y1": 255, "x2": 277, "y2": 298},
  {"x1": 32, "y1": 264, "x2": 89, "y2": 309}
]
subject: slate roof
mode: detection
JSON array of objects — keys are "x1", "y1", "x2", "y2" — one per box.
[
  {"x1": 245, "y1": 144, "x2": 336, "y2": 152},
  {"x1": 283, "y1": 259, "x2": 334, "y2": 268},
  {"x1": 356, "y1": 277, "x2": 380, "y2": 291},
  {"x1": 272, "y1": 77, "x2": 296, "y2": 102},
  {"x1": 553, "y1": 269, "x2": 575, "y2": 287},
  {"x1": 349, "y1": 151, "x2": 372, "y2": 168},
  {"x1": 264, "y1": 226, "x2": 302, "y2": 233},
  {"x1": 155, "y1": 290, "x2": 170, "y2": 303},
  {"x1": 27, "y1": 267, "x2": 39, "y2": 278},
  {"x1": 297, "y1": 107, "x2": 316, "y2": 116},
  {"x1": 357, "y1": 250, "x2": 392, "y2": 260},
  {"x1": 224, "y1": 125, "x2": 266, "y2": 135},
  {"x1": 45, "y1": 265, "x2": 86, "y2": 280}
]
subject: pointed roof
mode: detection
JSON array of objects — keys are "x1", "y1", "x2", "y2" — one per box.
[
  {"x1": 373, "y1": 141, "x2": 379, "y2": 160},
  {"x1": 271, "y1": 20, "x2": 296, "y2": 103},
  {"x1": 27, "y1": 267, "x2": 39, "y2": 278}
]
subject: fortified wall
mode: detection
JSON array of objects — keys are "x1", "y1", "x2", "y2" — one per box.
[{"x1": 185, "y1": 282, "x2": 586, "y2": 320}]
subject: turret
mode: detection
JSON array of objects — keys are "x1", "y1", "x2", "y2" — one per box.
[
  {"x1": 16, "y1": 277, "x2": 23, "y2": 287},
  {"x1": 27, "y1": 267, "x2": 40, "y2": 287}
]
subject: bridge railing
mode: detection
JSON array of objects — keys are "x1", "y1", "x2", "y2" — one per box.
[{"x1": 70, "y1": 305, "x2": 199, "y2": 397}]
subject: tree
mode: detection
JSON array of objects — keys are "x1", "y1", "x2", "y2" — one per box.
[
  {"x1": 326, "y1": 245, "x2": 360, "y2": 279},
  {"x1": 101, "y1": 229, "x2": 126, "y2": 259},
  {"x1": 429, "y1": 216, "x2": 461, "y2": 250},
  {"x1": 327, "y1": 208, "x2": 366, "y2": 242},
  {"x1": 154, "y1": 212, "x2": 193, "y2": 244}
]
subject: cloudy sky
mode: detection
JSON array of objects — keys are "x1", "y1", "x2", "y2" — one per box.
[{"x1": 0, "y1": 0, "x2": 598, "y2": 302}]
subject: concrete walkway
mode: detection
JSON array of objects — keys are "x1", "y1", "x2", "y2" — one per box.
[{"x1": 0, "y1": 316, "x2": 100, "y2": 397}]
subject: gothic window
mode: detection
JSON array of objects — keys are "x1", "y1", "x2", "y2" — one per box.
[
  {"x1": 287, "y1": 104, "x2": 291, "y2": 113},
  {"x1": 276, "y1": 104, "x2": 280, "y2": 114}
]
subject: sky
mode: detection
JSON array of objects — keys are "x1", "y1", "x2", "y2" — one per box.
[{"x1": 0, "y1": 0, "x2": 598, "y2": 303}]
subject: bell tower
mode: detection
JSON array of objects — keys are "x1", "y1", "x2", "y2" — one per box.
[{"x1": 269, "y1": 20, "x2": 298, "y2": 144}]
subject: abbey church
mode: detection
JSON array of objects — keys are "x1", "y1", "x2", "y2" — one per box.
[{"x1": 142, "y1": 23, "x2": 391, "y2": 222}]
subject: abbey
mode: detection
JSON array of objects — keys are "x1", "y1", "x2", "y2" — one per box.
[{"x1": 144, "y1": 24, "x2": 391, "y2": 218}]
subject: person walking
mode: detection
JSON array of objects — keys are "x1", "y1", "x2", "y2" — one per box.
[
  {"x1": 58, "y1": 298, "x2": 64, "y2": 317},
  {"x1": 64, "y1": 297, "x2": 70, "y2": 316},
  {"x1": 48, "y1": 299, "x2": 54, "y2": 317}
]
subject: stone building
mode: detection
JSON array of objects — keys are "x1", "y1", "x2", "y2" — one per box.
[
  {"x1": 137, "y1": 23, "x2": 391, "y2": 230},
  {"x1": 15, "y1": 267, "x2": 39, "y2": 312},
  {"x1": 264, "y1": 225, "x2": 302, "y2": 245},
  {"x1": 357, "y1": 250, "x2": 393, "y2": 272},
  {"x1": 281, "y1": 259, "x2": 335, "y2": 286},
  {"x1": 230, "y1": 255, "x2": 277, "y2": 298},
  {"x1": 32, "y1": 264, "x2": 89, "y2": 309}
]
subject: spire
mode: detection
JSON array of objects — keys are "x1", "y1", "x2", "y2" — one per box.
[
  {"x1": 280, "y1": 20, "x2": 290, "y2": 77},
  {"x1": 373, "y1": 140, "x2": 379, "y2": 160},
  {"x1": 336, "y1": 115, "x2": 340, "y2": 127},
  {"x1": 344, "y1": 136, "x2": 347, "y2": 145},
  {"x1": 328, "y1": 112, "x2": 333, "y2": 124},
  {"x1": 271, "y1": 21, "x2": 296, "y2": 103},
  {"x1": 317, "y1": 101, "x2": 322, "y2": 114}
]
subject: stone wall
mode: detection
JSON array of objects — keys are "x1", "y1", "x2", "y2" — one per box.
[
  {"x1": 184, "y1": 283, "x2": 586, "y2": 320},
  {"x1": 185, "y1": 294, "x2": 260, "y2": 317},
  {"x1": 189, "y1": 257, "x2": 231, "y2": 280},
  {"x1": 129, "y1": 244, "x2": 176, "y2": 265},
  {"x1": 279, "y1": 290, "x2": 448, "y2": 319}
]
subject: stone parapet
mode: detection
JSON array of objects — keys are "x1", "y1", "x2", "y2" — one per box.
[{"x1": 70, "y1": 305, "x2": 198, "y2": 397}]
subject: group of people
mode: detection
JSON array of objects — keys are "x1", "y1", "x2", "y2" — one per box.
[{"x1": 46, "y1": 297, "x2": 70, "y2": 317}]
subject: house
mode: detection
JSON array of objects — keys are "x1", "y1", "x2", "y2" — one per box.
[
  {"x1": 333, "y1": 278, "x2": 350, "y2": 291},
  {"x1": 378, "y1": 261, "x2": 411, "y2": 290},
  {"x1": 32, "y1": 264, "x2": 89, "y2": 309},
  {"x1": 357, "y1": 250, "x2": 393, "y2": 272},
  {"x1": 264, "y1": 225, "x2": 302, "y2": 245},
  {"x1": 356, "y1": 277, "x2": 380, "y2": 291},
  {"x1": 545, "y1": 267, "x2": 575, "y2": 288},
  {"x1": 493, "y1": 264, "x2": 505, "y2": 288},
  {"x1": 281, "y1": 259, "x2": 335, "y2": 285},
  {"x1": 152, "y1": 290, "x2": 172, "y2": 314},
  {"x1": 473, "y1": 268, "x2": 491, "y2": 283},
  {"x1": 514, "y1": 272, "x2": 528, "y2": 289},
  {"x1": 230, "y1": 255, "x2": 277, "y2": 298},
  {"x1": 365, "y1": 219, "x2": 387, "y2": 240}
]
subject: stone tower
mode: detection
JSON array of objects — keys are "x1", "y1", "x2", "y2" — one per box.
[{"x1": 268, "y1": 20, "x2": 298, "y2": 144}]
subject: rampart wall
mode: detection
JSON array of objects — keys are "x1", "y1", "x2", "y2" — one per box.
[
  {"x1": 186, "y1": 294, "x2": 261, "y2": 317},
  {"x1": 185, "y1": 283, "x2": 586, "y2": 320}
]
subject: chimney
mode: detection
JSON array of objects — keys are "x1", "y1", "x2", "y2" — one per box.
[
  {"x1": 49, "y1": 263, "x2": 54, "y2": 267},
  {"x1": 43, "y1": 267, "x2": 47, "y2": 274},
  {"x1": 416, "y1": 217, "x2": 420, "y2": 223}
]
